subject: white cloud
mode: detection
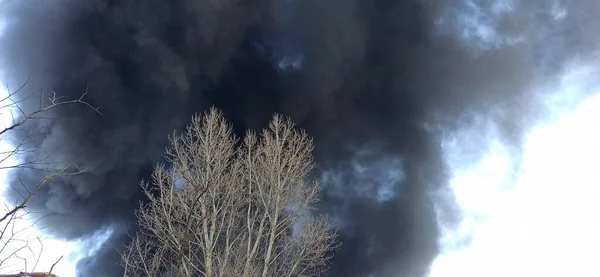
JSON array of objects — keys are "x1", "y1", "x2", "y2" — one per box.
[
  {"x1": 550, "y1": 0, "x2": 567, "y2": 21},
  {"x1": 434, "y1": 0, "x2": 523, "y2": 52},
  {"x1": 430, "y1": 63, "x2": 600, "y2": 277}
]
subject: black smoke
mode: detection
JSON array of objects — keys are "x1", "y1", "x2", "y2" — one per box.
[{"x1": 0, "y1": 0, "x2": 597, "y2": 276}]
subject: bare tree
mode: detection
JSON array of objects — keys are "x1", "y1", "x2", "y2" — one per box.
[
  {"x1": 122, "y1": 108, "x2": 337, "y2": 277},
  {"x1": 0, "y1": 273, "x2": 58, "y2": 277},
  {"x1": 0, "y1": 80, "x2": 100, "y2": 277}
]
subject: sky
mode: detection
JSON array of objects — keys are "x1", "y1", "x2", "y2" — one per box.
[
  {"x1": 430, "y1": 61, "x2": 600, "y2": 277},
  {"x1": 0, "y1": 0, "x2": 599, "y2": 276}
]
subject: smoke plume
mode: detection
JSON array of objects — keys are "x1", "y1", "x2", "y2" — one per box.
[{"x1": 0, "y1": 0, "x2": 597, "y2": 276}]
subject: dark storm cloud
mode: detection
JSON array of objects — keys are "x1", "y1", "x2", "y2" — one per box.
[
  {"x1": 0, "y1": 1, "x2": 284, "y2": 275},
  {"x1": 0, "y1": 0, "x2": 597, "y2": 276}
]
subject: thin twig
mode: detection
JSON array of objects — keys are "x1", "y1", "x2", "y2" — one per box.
[{"x1": 48, "y1": 255, "x2": 62, "y2": 274}]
